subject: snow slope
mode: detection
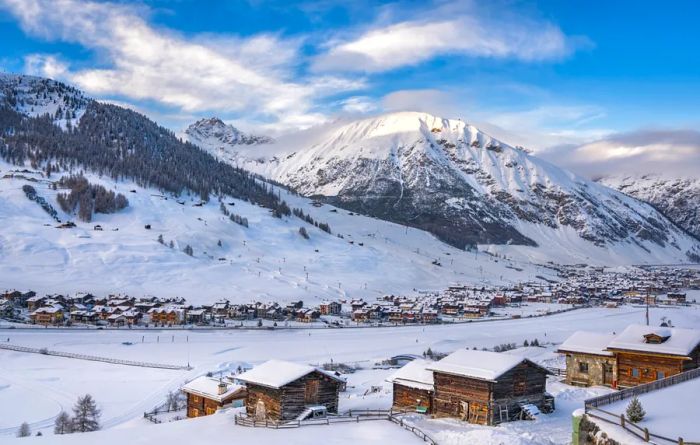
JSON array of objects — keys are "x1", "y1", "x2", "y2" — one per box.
[
  {"x1": 0, "y1": 159, "x2": 543, "y2": 303},
  {"x1": 187, "y1": 111, "x2": 700, "y2": 262}
]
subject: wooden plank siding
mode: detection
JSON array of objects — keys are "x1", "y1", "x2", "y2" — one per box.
[
  {"x1": 392, "y1": 383, "x2": 433, "y2": 413},
  {"x1": 245, "y1": 371, "x2": 341, "y2": 421},
  {"x1": 186, "y1": 393, "x2": 226, "y2": 418},
  {"x1": 432, "y1": 361, "x2": 550, "y2": 425},
  {"x1": 613, "y1": 350, "x2": 691, "y2": 388}
]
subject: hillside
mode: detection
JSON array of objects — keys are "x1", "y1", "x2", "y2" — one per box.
[
  {"x1": 187, "y1": 112, "x2": 700, "y2": 262},
  {"x1": 599, "y1": 174, "x2": 700, "y2": 242}
]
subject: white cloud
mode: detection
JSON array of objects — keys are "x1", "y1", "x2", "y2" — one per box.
[
  {"x1": 338, "y1": 96, "x2": 377, "y2": 114},
  {"x1": 313, "y1": 9, "x2": 583, "y2": 72},
  {"x1": 542, "y1": 129, "x2": 700, "y2": 178},
  {"x1": 2, "y1": 0, "x2": 362, "y2": 129}
]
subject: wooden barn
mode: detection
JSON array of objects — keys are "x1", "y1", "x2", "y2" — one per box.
[
  {"x1": 237, "y1": 360, "x2": 344, "y2": 421},
  {"x1": 606, "y1": 325, "x2": 700, "y2": 388},
  {"x1": 427, "y1": 350, "x2": 553, "y2": 425},
  {"x1": 557, "y1": 331, "x2": 617, "y2": 387},
  {"x1": 182, "y1": 376, "x2": 247, "y2": 418},
  {"x1": 388, "y1": 359, "x2": 434, "y2": 414}
]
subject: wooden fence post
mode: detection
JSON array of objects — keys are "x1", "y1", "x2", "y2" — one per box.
[
  {"x1": 678, "y1": 437, "x2": 683, "y2": 445},
  {"x1": 644, "y1": 428, "x2": 649, "y2": 442},
  {"x1": 620, "y1": 414, "x2": 625, "y2": 428}
]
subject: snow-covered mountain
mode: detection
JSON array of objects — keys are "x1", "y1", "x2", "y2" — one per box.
[
  {"x1": 599, "y1": 174, "x2": 700, "y2": 241},
  {"x1": 187, "y1": 111, "x2": 700, "y2": 261},
  {"x1": 182, "y1": 117, "x2": 273, "y2": 163},
  {"x1": 0, "y1": 73, "x2": 89, "y2": 128}
]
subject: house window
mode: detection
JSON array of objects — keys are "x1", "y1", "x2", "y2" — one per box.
[
  {"x1": 656, "y1": 371, "x2": 665, "y2": 380},
  {"x1": 578, "y1": 362, "x2": 589, "y2": 373},
  {"x1": 632, "y1": 368, "x2": 639, "y2": 378}
]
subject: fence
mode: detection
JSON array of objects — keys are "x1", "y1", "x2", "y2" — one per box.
[
  {"x1": 233, "y1": 408, "x2": 438, "y2": 444},
  {"x1": 388, "y1": 413, "x2": 438, "y2": 445},
  {"x1": 585, "y1": 406, "x2": 698, "y2": 445},
  {"x1": 0, "y1": 343, "x2": 191, "y2": 370},
  {"x1": 583, "y1": 367, "x2": 700, "y2": 444},
  {"x1": 584, "y1": 367, "x2": 700, "y2": 408}
]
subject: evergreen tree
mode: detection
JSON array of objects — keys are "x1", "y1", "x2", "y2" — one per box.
[
  {"x1": 626, "y1": 396, "x2": 646, "y2": 423},
  {"x1": 299, "y1": 227, "x2": 309, "y2": 239},
  {"x1": 72, "y1": 394, "x2": 101, "y2": 432},
  {"x1": 183, "y1": 245, "x2": 194, "y2": 256},
  {"x1": 16, "y1": 422, "x2": 30, "y2": 438},
  {"x1": 157, "y1": 234, "x2": 164, "y2": 244},
  {"x1": 54, "y1": 411, "x2": 72, "y2": 434}
]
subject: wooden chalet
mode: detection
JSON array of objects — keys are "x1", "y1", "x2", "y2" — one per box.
[
  {"x1": 427, "y1": 350, "x2": 553, "y2": 425},
  {"x1": 237, "y1": 360, "x2": 344, "y2": 421},
  {"x1": 388, "y1": 359, "x2": 434, "y2": 414},
  {"x1": 558, "y1": 324, "x2": 700, "y2": 389},
  {"x1": 606, "y1": 325, "x2": 700, "y2": 388},
  {"x1": 182, "y1": 376, "x2": 246, "y2": 418},
  {"x1": 557, "y1": 331, "x2": 617, "y2": 387}
]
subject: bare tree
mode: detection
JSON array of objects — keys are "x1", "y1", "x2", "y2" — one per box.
[
  {"x1": 72, "y1": 394, "x2": 101, "y2": 432},
  {"x1": 54, "y1": 411, "x2": 72, "y2": 434}
]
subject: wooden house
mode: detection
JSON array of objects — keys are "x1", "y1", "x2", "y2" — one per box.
[
  {"x1": 237, "y1": 360, "x2": 344, "y2": 421},
  {"x1": 606, "y1": 325, "x2": 700, "y2": 388},
  {"x1": 182, "y1": 376, "x2": 246, "y2": 418},
  {"x1": 388, "y1": 359, "x2": 435, "y2": 414},
  {"x1": 557, "y1": 331, "x2": 617, "y2": 387},
  {"x1": 427, "y1": 350, "x2": 553, "y2": 425}
]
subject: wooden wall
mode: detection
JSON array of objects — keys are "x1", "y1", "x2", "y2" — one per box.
[
  {"x1": 615, "y1": 351, "x2": 686, "y2": 388},
  {"x1": 392, "y1": 383, "x2": 433, "y2": 413},
  {"x1": 245, "y1": 371, "x2": 341, "y2": 421},
  {"x1": 432, "y1": 372, "x2": 492, "y2": 424},
  {"x1": 186, "y1": 393, "x2": 225, "y2": 418}
]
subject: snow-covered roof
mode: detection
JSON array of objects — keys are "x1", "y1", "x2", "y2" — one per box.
[
  {"x1": 606, "y1": 324, "x2": 700, "y2": 357},
  {"x1": 236, "y1": 360, "x2": 343, "y2": 389},
  {"x1": 557, "y1": 331, "x2": 616, "y2": 357},
  {"x1": 181, "y1": 376, "x2": 246, "y2": 403},
  {"x1": 427, "y1": 349, "x2": 543, "y2": 382},
  {"x1": 387, "y1": 359, "x2": 435, "y2": 391}
]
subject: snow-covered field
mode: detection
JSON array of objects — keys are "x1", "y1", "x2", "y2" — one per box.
[
  {"x1": 1, "y1": 305, "x2": 698, "y2": 443},
  {"x1": 0, "y1": 160, "x2": 547, "y2": 305}
]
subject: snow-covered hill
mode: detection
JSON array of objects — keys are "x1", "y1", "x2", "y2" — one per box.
[
  {"x1": 599, "y1": 174, "x2": 700, "y2": 242},
  {"x1": 187, "y1": 111, "x2": 700, "y2": 262},
  {"x1": 0, "y1": 159, "x2": 545, "y2": 303},
  {"x1": 0, "y1": 73, "x2": 89, "y2": 128}
]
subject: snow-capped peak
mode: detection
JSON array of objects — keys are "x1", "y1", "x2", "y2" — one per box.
[{"x1": 185, "y1": 117, "x2": 274, "y2": 148}]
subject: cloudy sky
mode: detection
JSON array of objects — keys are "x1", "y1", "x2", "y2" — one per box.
[{"x1": 1, "y1": 0, "x2": 699, "y2": 177}]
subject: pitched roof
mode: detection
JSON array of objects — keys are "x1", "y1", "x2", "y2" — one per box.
[
  {"x1": 606, "y1": 324, "x2": 700, "y2": 357},
  {"x1": 387, "y1": 359, "x2": 435, "y2": 391},
  {"x1": 236, "y1": 360, "x2": 343, "y2": 389},
  {"x1": 427, "y1": 349, "x2": 548, "y2": 382},
  {"x1": 557, "y1": 331, "x2": 616, "y2": 357},
  {"x1": 181, "y1": 376, "x2": 246, "y2": 403}
]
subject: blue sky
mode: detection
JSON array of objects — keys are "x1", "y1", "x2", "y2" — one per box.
[{"x1": 1, "y1": 0, "x2": 699, "y2": 175}]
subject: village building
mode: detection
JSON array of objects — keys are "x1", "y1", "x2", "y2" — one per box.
[
  {"x1": 319, "y1": 301, "x2": 341, "y2": 316},
  {"x1": 559, "y1": 324, "x2": 700, "y2": 389},
  {"x1": 236, "y1": 360, "x2": 344, "y2": 421},
  {"x1": 427, "y1": 350, "x2": 553, "y2": 425},
  {"x1": 606, "y1": 325, "x2": 700, "y2": 388},
  {"x1": 30, "y1": 306, "x2": 65, "y2": 325},
  {"x1": 182, "y1": 376, "x2": 247, "y2": 418},
  {"x1": 557, "y1": 331, "x2": 617, "y2": 387},
  {"x1": 388, "y1": 359, "x2": 434, "y2": 414}
]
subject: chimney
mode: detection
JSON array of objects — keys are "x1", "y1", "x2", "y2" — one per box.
[{"x1": 218, "y1": 381, "x2": 227, "y2": 395}]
